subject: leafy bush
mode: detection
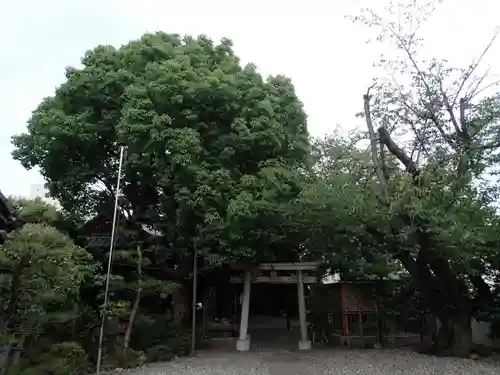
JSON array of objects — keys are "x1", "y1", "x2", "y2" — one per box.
[
  {"x1": 163, "y1": 334, "x2": 191, "y2": 357},
  {"x1": 106, "y1": 347, "x2": 146, "y2": 369},
  {"x1": 132, "y1": 314, "x2": 211, "y2": 360},
  {"x1": 8, "y1": 342, "x2": 90, "y2": 375},
  {"x1": 145, "y1": 331, "x2": 211, "y2": 362},
  {"x1": 130, "y1": 314, "x2": 174, "y2": 350}
]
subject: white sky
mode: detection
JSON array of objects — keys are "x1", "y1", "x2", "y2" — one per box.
[{"x1": 0, "y1": 0, "x2": 499, "y2": 197}]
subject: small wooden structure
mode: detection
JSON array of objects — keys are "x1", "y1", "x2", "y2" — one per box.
[
  {"x1": 310, "y1": 281, "x2": 422, "y2": 348},
  {"x1": 337, "y1": 282, "x2": 379, "y2": 347},
  {"x1": 310, "y1": 282, "x2": 379, "y2": 347},
  {"x1": 79, "y1": 212, "x2": 135, "y2": 249}
]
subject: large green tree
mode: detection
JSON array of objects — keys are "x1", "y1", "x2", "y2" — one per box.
[
  {"x1": 287, "y1": 130, "x2": 399, "y2": 279},
  {"x1": 12, "y1": 33, "x2": 309, "y2": 263},
  {"x1": 348, "y1": 0, "x2": 500, "y2": 356},
  {"x1": 283, "y1": 0, "x2": 500, "y2": 358}
]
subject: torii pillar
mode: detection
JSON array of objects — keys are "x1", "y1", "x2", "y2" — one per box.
[
  {"x1": 297, "y1": 269, "x2": 311, "y2": 350},
  {"x1": 236, "y1": 270, "x2": 252, "y2": 351}
]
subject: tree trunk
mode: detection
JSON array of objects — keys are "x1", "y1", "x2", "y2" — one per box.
[
  {"x1": 433, "y1": 315, "x2": 472, "y2": 357},
  {"x1": 123, "y1": 289, "x2": 141, "y2": 349},
  {"x1": 123, "y1": 243, "x2": 142, "y2": 349},
  {"x1": 450, "y1": 315, "x2": 473, "y2": 357}
]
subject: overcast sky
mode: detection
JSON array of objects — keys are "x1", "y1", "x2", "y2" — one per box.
[{"x1": 1, "y1": 0, "x2": 499, "y2": 197}]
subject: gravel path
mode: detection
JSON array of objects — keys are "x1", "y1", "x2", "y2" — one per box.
[{"x1": 122, "y1": 348, "x2": 500, "y2": 375}]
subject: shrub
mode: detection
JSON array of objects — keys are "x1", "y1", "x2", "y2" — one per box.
[
  {"x1": 109, "y1": 347, "x2": 146, "y2": 369},
  {"x1": 10, "y1": 342, "x2": 91, "y2": 375},
  {"x1": 131, "y1": 313, "x2": 212, "y2": 362},
  {"x1": 144, "y1": 330, "x2": 211, "y2": 363},
  {"x1": 131, "y1": 314, "x2": 177, "y2": 350}
]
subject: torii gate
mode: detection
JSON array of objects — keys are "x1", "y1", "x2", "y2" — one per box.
[{"x1": 230, "y1": 261, "x2": 319, "y2": 351}]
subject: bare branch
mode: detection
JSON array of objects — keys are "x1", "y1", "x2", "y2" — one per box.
[
  {"x1": 440, "y1": 86, "x2": 463, "y2": 137},
  {"x1": 399, "y1": 97, "x2": 456, "y2": 149},
  {"x1": 407, "y1": 117, "x2": 430, "y2": 156},
  {"x1": 459, "y1": 98, "x2": 468, "y2": 137},
  {"x1": 363, "y1": 89, "x2": 390, "y2": 202},
  {"x1": 453, "y1": 25, "x2": 500, "y2": 104},
  {"x1": 379, "y1": 136, "x2": 390, "y2": 183},
  {"x1": 465, "y1": 68, "x2": 491, "y2": 100},
  {"x1": 468, "y1": 79, "x2": 500, "y2": 101}
]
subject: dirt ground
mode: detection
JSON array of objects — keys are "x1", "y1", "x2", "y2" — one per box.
[{"x1": 122, "y1": 347, "x2": 500, "y2": 375}]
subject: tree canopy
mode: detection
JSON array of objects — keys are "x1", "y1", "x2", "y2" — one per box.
[
  {"x1": 348, "y1": 0, "x2": 500, "y2": 356},
  {"x1": 12, "y1": 33, "x2": 309, "y2": 264},
  {"x1": 275, "y1": 0, "x2": 500, "y2": 357},
  {"x1": 0, "y1": 198, "x2": 95, "y2": 351}
]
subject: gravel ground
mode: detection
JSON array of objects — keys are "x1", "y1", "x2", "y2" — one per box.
[{"x1": 121, "y1": 348, "x2": 500, "y2": 375}]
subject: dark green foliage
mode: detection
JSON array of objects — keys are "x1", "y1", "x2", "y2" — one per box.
[
  {"x1": 131, "y1": 314, "x2": 178, "y2": 350},
  {"x1": 9, "y1": 31, "x2": 309, "y2": 370},
  {"x1": 25, "y1": 342, "x2": 91, "y2": 375},
  {"x1": 5, "y1": 197, "x2": 82, "y2": 242},
  {"x1": 132, "y1": 314, "x2": 209, "y2": 361},
  {"x1": 0, "y1": 199, "x2": 198, "y2": 374},
  {"x1": 0, "y1": 199, "x2": 97, "y2": 374},
  {"x1": 6, "y1": 342, "x2": 91, "y2": 375},
  {"x1": 103, "y1": 348, "x2": 146, "y2": 370},
  {"x1": 0, "y1": 223, "x2": 95, "y2": 339},
  {"x1": 11, "y1": 32, "x2": 309, "y2": 264},
  {"x1": 144, "y1": 330, "x2": 208, "y2": 363}
]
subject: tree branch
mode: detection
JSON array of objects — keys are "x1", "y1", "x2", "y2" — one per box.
[
  {"x1": 459, "y1": 98, "x2": 468, "y2": 138},
  {"x1": 453, "y1": 26, "x2": 500, "y2": 105},
  {"x1": 364, "y1": 90, "x2": 390, "y2": 202},
  {"x1": 440, "y1": 84, "x2": 463, "y2": 138},
  {"x1": 378, "y1": 127, "x2": 419, "y2": 178}
]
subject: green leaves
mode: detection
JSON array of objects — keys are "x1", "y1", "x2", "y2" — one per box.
[
  {"x1": 0, "y1": 223, "x2": 96, "y2": 337},
  {"x1": 12, "y1": 32, "x2": 309, "y2": 264}
]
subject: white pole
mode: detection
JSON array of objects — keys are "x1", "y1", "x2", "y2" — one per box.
[{"x1": 96, "y1": 146, "x2": 126, "y2": 375}]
